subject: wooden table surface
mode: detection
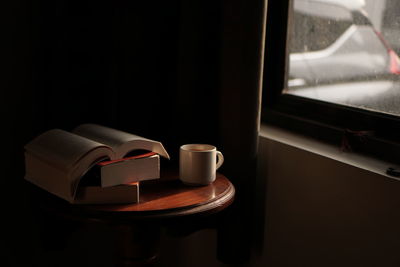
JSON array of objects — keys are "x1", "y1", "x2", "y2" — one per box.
[{"x1": 40, "y1": 171, "x2": 235, "y2": 222}]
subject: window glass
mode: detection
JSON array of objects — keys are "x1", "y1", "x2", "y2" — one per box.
[{"x1": 285, "y1": 0, "x2": 400, "y2": 116}]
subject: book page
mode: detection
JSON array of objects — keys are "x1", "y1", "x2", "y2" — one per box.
[
  {"x1": 100, "y1": 154, "x2": 160, "y2": 187},
  {"x1": 72, "y1": 124, "x2": 170, "y2": 159},
  {"x1": 25, "y1": 129, "x2": 114, "y2": 172},
  {"x1": 74, "y1": 182, "x2": 139, "y2": 204}
]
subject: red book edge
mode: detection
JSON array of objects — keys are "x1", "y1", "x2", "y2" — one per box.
[{"x1": 97, "y1": 152, "x2": 158, "y2": 166}]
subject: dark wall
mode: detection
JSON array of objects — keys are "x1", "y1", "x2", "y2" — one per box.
[
  {"x1": 4, "y1": 1, "x2": 222, "y2": 266},
  {"x1": 29, "y1": 1, "x2": 181, "y2": 131},
  {"x1": 6, "y1": 0, "x2": 224, "y2": 197}
]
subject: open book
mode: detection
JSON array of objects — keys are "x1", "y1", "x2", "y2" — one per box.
[{"x1": 24, "y1": 124, "x2": 170, "y2": 204}]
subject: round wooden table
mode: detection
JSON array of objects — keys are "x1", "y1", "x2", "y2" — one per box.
[
  {"x1": 73, "y1": 172, "x2": 235, "y2": 222},
  {"x1": 35, "y1": 171, "x2": 235, "y2": 266}
]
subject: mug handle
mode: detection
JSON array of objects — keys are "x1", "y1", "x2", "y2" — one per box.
[{"x1": 216, "y1": 151, "x2": 224, "y2": 170}]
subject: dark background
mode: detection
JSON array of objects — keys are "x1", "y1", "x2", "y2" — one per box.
[
  {"x1": 3, "y1": 0, "x2": 265, "y2": 266},
  {"x1": 10, "y1": 0, "x2": 221, "y2": 161}
]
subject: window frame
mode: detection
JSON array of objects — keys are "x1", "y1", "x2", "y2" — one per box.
[{"x1": 261, "y1": 0, "x2": 400, "y2": 165}]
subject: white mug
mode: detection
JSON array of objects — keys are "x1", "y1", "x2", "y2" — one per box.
[{"x1": 179, "y1": 144, "x2": 224, "y2": 186}]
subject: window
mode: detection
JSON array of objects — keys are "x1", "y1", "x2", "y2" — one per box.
[{"x1": 262, "y1": 0, "x2": 400, "y2": 165}]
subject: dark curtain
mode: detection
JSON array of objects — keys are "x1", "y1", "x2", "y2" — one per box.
[
  {"x1": 4, "y1": 0, "x2": 266, "y2": 265},
  {"x1": 218, "y1": 0, "x2": 266, "y2": 262}
]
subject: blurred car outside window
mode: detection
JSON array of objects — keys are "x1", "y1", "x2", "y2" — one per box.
[{"x1": 285, "y1": 0, "x2": 400, "y2": 116}]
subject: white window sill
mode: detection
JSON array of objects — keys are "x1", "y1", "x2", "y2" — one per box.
[{"x1": 260, "y1": 124, "x2": 400, "y2": 182}]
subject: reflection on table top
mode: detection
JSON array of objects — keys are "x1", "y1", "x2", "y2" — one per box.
[{"x1": 33, "y1": 171, "x2": 235, "y2": 222}]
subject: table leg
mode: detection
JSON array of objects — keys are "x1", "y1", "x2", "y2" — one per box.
[{"x1": 113, "y1": 223, "x2": 160, "y2": 267}]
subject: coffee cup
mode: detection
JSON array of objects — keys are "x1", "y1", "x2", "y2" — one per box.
[{"x1": 179, "y1": 144, "x2": 224, "y2": 186}]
